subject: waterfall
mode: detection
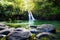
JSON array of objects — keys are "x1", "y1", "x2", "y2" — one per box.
[{"x1": 28, "y1": 11, "x2": 35, "y2": 26}]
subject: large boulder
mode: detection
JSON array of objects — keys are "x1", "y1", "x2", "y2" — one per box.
[
  {"x1": 37, "y1": 24, "x2": 56, "y2": 33},
  {"x1": 7, "y1": 28, "x2": 31, "y2": 40}
]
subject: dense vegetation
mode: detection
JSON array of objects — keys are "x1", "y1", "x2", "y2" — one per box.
[{"x1": 0, "y1": 0, "x2": 60, "y2": 21}]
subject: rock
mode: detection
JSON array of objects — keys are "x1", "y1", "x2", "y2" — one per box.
[
  {"x1": 0, "y1": 23, "x2": 9, "y2": 30},
  {"x1": 37, "y1": 24, "x2": 56, "y2": 33},
  {"x1": 30, "y1": 25, "x2": 37, "y2": 28},
  {"x1": 7, "y1": 28, "x2": 31, "y2": 40},
  {"x1": 30, "y1": 29, "x2": 39, "y2": 34},
  {"x1": 36, "y1": 32, "x2": 55, "y2": 40},
  {"x1": 0, "y1": 34, "x2": 6, "y2": 38},
  {"x1": 37, "y1": 32, "x2": 51, "y2": 38},
  {"x1": 0, "y1": 28, "x2": 15, "y2": 35}
]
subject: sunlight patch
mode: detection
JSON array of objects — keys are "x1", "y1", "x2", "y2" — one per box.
[{"x1": 20, "y1": 0, "x2": 35, "y2": 11}]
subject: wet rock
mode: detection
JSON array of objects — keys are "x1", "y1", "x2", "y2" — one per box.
[
  {"x1": 36, "y1": 32, "x2": 55, "y2": 40},
  {"x1": 37, "y1": 32, "x2": 51, "y2": 38},
  {"x1": 0, "y1": 28, "x2": 15, "y2": 36},
  {"x1": 30, "y1": 29, "x2": 39, "y2": 34},
  {"x1": 0, "y1": 34, "x2": 6, "y2": 38},
  {"x1": 37, "y1": 24, "x2": 56, "y2": 33},
  {"x1": 30, "y1": 25, "x2": 37, "y2": 28},
  {"x1": 7, "y1": 28, "x2": 31, "y2": 40},
  {"x1": 0, "y1": 23, "x2": 9, "y2": 30}
]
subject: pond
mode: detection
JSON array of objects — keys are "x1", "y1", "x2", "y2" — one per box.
[{"x1": 6, "y1": 20, "x2": 60, "y2": 30}]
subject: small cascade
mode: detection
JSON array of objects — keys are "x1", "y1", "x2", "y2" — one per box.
[{"x1": 28, "y1": 11, "x2": 35, "y2": 26}]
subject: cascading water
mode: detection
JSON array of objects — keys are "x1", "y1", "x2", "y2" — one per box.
[
  {"x1": 28, "y1": 11, "x2": 35, "y2": 26},
  {"x1": 20, "y1": 0, "x2": 35, "y2": 27}
]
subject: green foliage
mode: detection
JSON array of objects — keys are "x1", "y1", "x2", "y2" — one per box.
[
  {"x1": 0, "y1": 0, "x2": 21, "y2": 21},
  {"x1": 33, "y1": 0, "x2": 60, "y2": 20},
  {"x1": 0, "y1": 0, "x2": 60, "y2": 20}
]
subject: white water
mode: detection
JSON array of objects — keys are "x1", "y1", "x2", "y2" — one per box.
[{"x1": 28, "y1": 11, "x2": 35, "y2": 26}]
